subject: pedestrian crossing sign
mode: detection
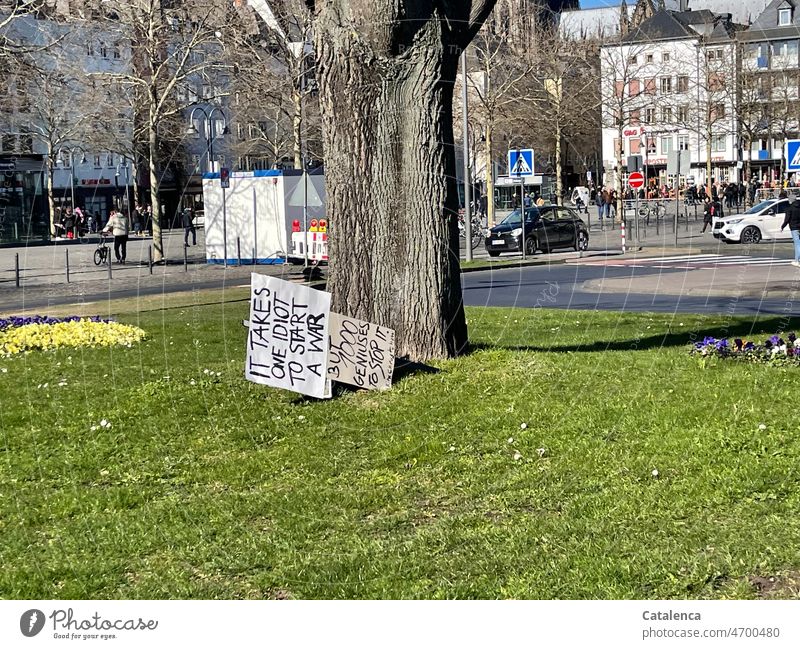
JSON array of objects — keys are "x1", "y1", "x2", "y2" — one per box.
[
  {"x1": 786, "y1": 140, "x2": 800, "y2": 172},
  {"x1": 508, "y1": 149, "x2": 535, "y2": 178}
]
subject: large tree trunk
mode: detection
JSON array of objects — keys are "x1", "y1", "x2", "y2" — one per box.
[{"x1": 311, "y1": 1, "x2": 496, "y2": 362}]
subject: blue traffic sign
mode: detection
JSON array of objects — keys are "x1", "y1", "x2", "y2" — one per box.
[
  {"x1": 508, "y1": 149, "x2": 534, "y2": 178},
  {"x1": 786, "y1": 140, "x2": 800, "y2": 172}
]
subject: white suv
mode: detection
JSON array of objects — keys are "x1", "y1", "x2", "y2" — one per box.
[{"x1": 712, "y1": 199, "x2": 793, "y2": 244}]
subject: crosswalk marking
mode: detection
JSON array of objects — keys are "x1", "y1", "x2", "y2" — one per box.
[{"x1": 573, "y1": 254, "x2": 794, "y2": 269}]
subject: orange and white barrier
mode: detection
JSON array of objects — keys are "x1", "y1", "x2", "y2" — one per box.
[{"x1": 290, "y1": 218, "x2": 329, "y2": 262}]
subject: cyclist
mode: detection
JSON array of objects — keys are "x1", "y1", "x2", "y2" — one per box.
[{"x1": 102, "y1": 209, "x2": 129, "y2": 264}]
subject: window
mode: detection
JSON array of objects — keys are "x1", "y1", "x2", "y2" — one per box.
[
  {"x1": 628, "y1": 108, "x2": 641, "y2": 125},
  {"x1": 646, "y1": 53, "x2": 654, "y2": 63},
  {"x1": 678, "y1": 135, "x2": 690, "y2": 150},
  {"x1": 677, "y1": 106, "x2": 688, "y2": 122},
  {"x1": 707, "y1": 49, "x2": 723, "y2": 61},
  {"x1": 628, "y1": 55, "x2": 638, "y2": 65},
  {"x1": 645, "y1": 107, "x2": 656, "y2": 123},
  {"x1": 662, "y1": 52, "x2": 670, "y2": 63},
  {"x1": 93, "y1": 155, "x2": 102, "y2": 168},
  {"x1": 237, "y1": 124, "x2": 245, "y2": 140},
  {"x1": 661, "y1": 136, "x2": 673, "y2": 154},
  {"x1": 629, "y1": 137, "x2": 642, "y2": 154},
  {"x1": 779, "y1": 7, "x2": 792, "y2": 26},
  {"x1": 677, "y1": 76, "x2": 689, "y2": 93},
  {"x1": 1, "y1": 134, "x2": 14, "y2": 152},
  {"x1": 613, "y1": 138, "x2": 622, "y2": 155},
  {"x1": 646, "y1": 137, "x2": 657, "y2": 154},
  {"x1": 711, "y1": 134, "x2": 727, "y2": 152},
  {"x1": 113, "y1": 43, "x2": 120, "y2": 59},
  {"x1": 660, "y1": 76, "x2": 672, "y2": 94},
  {"x1": 708, "y1": 72, "x2": 725, "y2": 91},
  {"x1": 191, "y1": 154, "x2": 201, "y2": 171},
  {"x1": 615, "y1": 80, "x2": 624, "y2": 98},
  {"x1": 628, "y1": 79, "x2": 640, "y2": 96},
  {"x1": 645, "y1": 77, "x2": 656, "y2": 94},
  {"x1": 86, "y1": 42, "x2": 94, "y2": 56},
  {"x1": 106, "y1": 153, "x2": 114, "y2": 167},
  {"x1": 661, "y1": 106, "x2": 673, "y2": 123},
  {"x1": 99, "y1": 41, "x2": 107, "y2": 58},
  {"x1": 710, "y1": 103, "x2": 726, "y2": 120}
]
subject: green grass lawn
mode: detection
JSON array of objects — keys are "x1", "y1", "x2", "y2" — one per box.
[{"x1": 1, "y1": 297, "x2": 800, "y2": 599}]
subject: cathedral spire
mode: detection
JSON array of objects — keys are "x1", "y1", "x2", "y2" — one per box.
[{"x1": 620, "y1": 0, "x2": 630, "y2": 36}]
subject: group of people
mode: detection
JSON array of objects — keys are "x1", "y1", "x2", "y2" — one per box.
[{"x1": 592, "y1": 187, "x2": 618, "y2": 221}]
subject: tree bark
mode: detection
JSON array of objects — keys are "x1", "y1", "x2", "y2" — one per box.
[
  {"x1": 311, "y1": 1, "x2": 496, "y2": 362},
  {"x1": 485, "y1": 124, "x2": 495, "y2": 226},
  {"x1": 46, "y1": 154, "x2": 56, "y2": 238},
  {"x1": 148, "y1": 115, "x2": 164, "y2": 262}
]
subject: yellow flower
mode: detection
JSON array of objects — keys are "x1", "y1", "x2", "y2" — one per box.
[{"x1": 0, "y1": 319, "x2": 146, "y2": 356}]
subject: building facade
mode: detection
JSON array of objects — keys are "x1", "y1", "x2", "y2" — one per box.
[{"x1": 600, "y1": 7, "x2": 742, "y2": 189}]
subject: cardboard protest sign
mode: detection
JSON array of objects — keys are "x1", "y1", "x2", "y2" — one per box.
[
  {"x1": 327, "y1": 312, "x2": 395, "y2": 391},
  {"x1": 245, "y1": 274, "x2": 331, "y2": 399}
]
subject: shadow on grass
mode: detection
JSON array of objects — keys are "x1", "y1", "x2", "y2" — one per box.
[{"x1": 468, "y1": 316, "x2": 800, "y2": 354}]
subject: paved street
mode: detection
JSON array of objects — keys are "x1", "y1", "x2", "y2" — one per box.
[{"x1": 2, "y1": 216, "x2": 799, "y2": 316}]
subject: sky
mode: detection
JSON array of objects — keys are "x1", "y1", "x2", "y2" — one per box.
[{"x1": 579, "y1": 0, "x2": 621, "y2": 7}]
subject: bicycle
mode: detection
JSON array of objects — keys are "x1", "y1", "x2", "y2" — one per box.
[
  {"x1": 458, "y1": 213, "x2": 484, "y2": 250},
  {"x1": 637, "y1": 201, "x2": 666, "y2": 224},
  {"x1": 94, "y1": 235, "x2": 110, "y2": 266}
]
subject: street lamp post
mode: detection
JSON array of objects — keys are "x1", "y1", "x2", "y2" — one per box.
[
  {"x1": 59, "y1": 146, "x2": 87, "y2": 215},
  {"x1": 115, "y1": 157, "x2": 132, "y2": 228},
  {"x1": 187, "y1": 106, "x2": 229, "y2": 174}
]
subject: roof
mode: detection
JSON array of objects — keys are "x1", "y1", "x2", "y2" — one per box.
[
  {"x1": 743, "y1": 0, "x2": 800, "y2": 39},
  {"x1": 621, "y1": 7, "x2": 738, "y2": 43}
]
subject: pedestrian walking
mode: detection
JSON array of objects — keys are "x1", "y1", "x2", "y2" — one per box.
[
  {"x1": 781, "y1": 194, "x2": 800, "y2": 267},
  {"x1": 132, "y1": 204, "x2": 142, "y2": 236},
  {"x1": 102, "y1": 209, "x2": 129, "y2": 263},
  {"x1": 182, "y1": 207, "x2": 196, "y2": 246},
  {"x1": 701, "y1": 197, "x2": 718, "y2": 233}
]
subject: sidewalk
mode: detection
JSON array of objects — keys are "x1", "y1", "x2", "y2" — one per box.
[{"x1": 0, "y1": 229, "x2": 303, "y2": 313}]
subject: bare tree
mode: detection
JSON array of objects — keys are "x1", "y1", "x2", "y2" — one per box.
[
  {"x1": 459, "y1": 21, "x2": 535, "y2": 226},
  {"x1": 527, "y1": 18, "x2": 600, "y2": 205},
  {"x1": 96, "y1": 0, "x2": 247, "y2": 262},
  {"x1": 308, "y1": 0, "x2": 497, "y2": 362}
]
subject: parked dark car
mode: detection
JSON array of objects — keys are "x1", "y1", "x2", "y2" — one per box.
[{"x1": 484, "y1": 205, "x2": 589, "y2": 257}]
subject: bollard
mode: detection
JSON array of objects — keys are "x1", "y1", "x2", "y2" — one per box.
[
  {"x1": 15, "y1": 253, "x2": 20, "y2": 288},
  {"x1": 621, "y1": 219, "x2": 627, "y2": 254},
  {"x1": 252, "y1": 247, "x2": 256, "y2": 265},
  {"x1": 107, "y1": 248, "x2": 112, "y2": 279},
  {"x1": 237, "y1": 237, "x2": 241, "y2": 266},
  {"x1": 148, "y1": 245, "x2": 153, "y2": 275},
  {"x1": 184, "y1": 244, "x2": 188, "y2": 272},
  {"x1": 65, "y1": 249, "x2": 70, "y2": 283}
]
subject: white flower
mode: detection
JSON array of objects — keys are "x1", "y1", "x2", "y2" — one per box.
[
  {"x1": 507, "y1": 437, "x2": 514, "y2": 444},
  {"x1": 99, "y1": 469, "x2": 109, "y2": 476},
  {"x1": 190, "y1": 379, "x2": 196, "y2": 385},
  {"x1": 203, "y1": 369, "x2": 210, "y2": 374},
  {"x1": 651, "y1": 469, "x2": 659, "y2": 478},
  {"x1": 216, "y1": 372, "x2": 221, "y2": 377},
  {"x1": 679, "y1": 322, "x2": 684, "y2": 326},
  {"x1": 537, "y1": 448, "x2": 546, "y2": 458},
  {"x1": 758, "y1": 423, "x2": 767, "y2": 431},
  {"x1": 520, "y1": 422, "x2": 528, "y2": 430},
  {"x1": 449, "y1": 445, "x2": 456, "y2": 452},
  {"x1": 90, "y1": 425, "x2": 98, "y2": 432},
  {"x1": 0, "y1": 368, "x2": 7, "y2": 373},
  {"x1": 297, "y1": 415, "x2": 305, "y2": 421},
  {"x1": 513, "y1": 452, "x2": 523, "y2": 461}
]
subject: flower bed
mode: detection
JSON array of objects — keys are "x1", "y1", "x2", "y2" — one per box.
[
  {"x1": 691, "y1": 333, "x2": 800, "y2": 366},
  {"x1": 0, "y1": 315, "x2": 146, "y2": 356}
]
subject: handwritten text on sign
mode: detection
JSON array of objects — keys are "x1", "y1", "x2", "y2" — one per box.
[
  {"x1": 246, "y1": 274, "x2": 331, "y2": 399},
  {"x1": 327, "y1": 313, "x2": 395, "y2": 391}
]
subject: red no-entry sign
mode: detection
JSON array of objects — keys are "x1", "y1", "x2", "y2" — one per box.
[{"x1": 628, "y1": 171, "x2": 645, "y2": 189}]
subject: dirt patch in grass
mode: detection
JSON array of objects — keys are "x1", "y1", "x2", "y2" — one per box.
[{"x1": 749, "y1": 572, "x2": 800, "y2": 599}]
